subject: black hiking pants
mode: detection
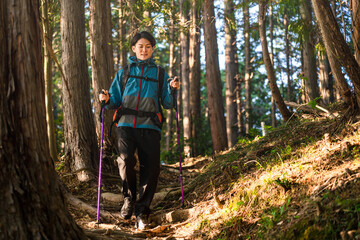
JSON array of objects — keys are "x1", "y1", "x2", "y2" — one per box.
[{"x1": 116, "y1": 127, "x2": 160, "y2": 217}]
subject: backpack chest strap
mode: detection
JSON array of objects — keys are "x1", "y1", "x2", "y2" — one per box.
[{"x1": 128, "y1": 75, "x2": 158, "y2": 82}]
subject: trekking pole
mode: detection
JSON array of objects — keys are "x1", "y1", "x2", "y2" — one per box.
[
  {"x1": 96, "y1": 101, "x2": 106, "y2": 223},
  {"x1": 174, "y1": 91, "x2": 185, "y2": 208}
]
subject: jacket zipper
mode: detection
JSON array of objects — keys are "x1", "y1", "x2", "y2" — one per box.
[{"x1": 133, "y1": 64, "x2": 145, "y2": 128}]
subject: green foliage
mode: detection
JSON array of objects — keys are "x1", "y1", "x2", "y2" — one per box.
[
  {"x1": 258, "y1": 197, "x2": 291, "y2": 237},
  {"x1": 55, "y1": 161, "x2": 65, "y2": 171},
  {"x1": 248, "y1": 128, "x2": 261, "y2": 139},
  {"x1": 307, "y1": 97, "x2": 322, "y2": 109}
]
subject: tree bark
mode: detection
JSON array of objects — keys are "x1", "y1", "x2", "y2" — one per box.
[
  {"x1": 330, "y1": 0, "x2": 342, "y2": 102},
  {"x1": 166, "y1": 0, "x2": 176, "y2": 152},
  {"x1": 243, "y1": 0, "x2": 252, "y2": 134},
  {"x1": 119, "y1": 0, "x2": 128, "y2": 68},
  {"x1": 42, "y1": 0, "x2": 58, "y2": 161},
  {"x1": 318, "y1": 49, "x2": 333, "y2": 105},
  {"x1": 203, "y1": 0, "x2": 228, "y2": 152},
  {"x1": 0, "y1": 0, "x2": 86, "y2": 238},
  {"x1": 235, "y1": 75, "x2": 244, "y2": 136},
  {"x1": 189, "y1": 0, "x2": 201, "y2": 156},
  {"x1": 259, "y1": 0, "x2": 292, "y2": 121},
  {"x1": 269, "y1": 4, "x2": 276, "y2": 128},
  {"x1": 61, "y1": 0, "x2": 98, "y2": 181},
  {"x1": 312, "y1": 0, "x2": 360, "y2": 107},
  {"x1": 180, "y1": 0, "x2": 191, "y2": 157},
  {"x1": 89, "y1": 0, "x2": 115, "y2": 151},
  {"x1": 224, "y1": 0, "x2": 238, "y2": 147},
  {"x1": 327, "y1": 49, "x2": 353, "y2": 105},
  {"x1": 300, "y1": 0, "x2": 319, "y2": 102},
  {"x1": 128, "y1": 0, "x2": 140, "y2": 56},
  {"x1": 284, "y1": 8, "x2": 293, "y2": 103},
  {"x1": 352, "y1": 0, "x2": 360, "y2": 65}
]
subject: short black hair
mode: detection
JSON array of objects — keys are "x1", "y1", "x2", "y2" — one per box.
[{"x1": 131, "y1": 31, "x2": 156, "y2": 47}]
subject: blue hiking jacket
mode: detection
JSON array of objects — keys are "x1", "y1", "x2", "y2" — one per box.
[{"x1": 107, "y1": 56, "x2": 174, "y2": 131}]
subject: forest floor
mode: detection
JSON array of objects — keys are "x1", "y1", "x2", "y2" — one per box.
[{"x1": 59, "y1": 104, "x2": 360, "y2": 240}]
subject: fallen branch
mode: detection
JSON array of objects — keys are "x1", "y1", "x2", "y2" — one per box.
[
  {"x1": 284, "y1": 101, "x2": 336, "y2": 118},
  {"x1": 64, "y1": 191, "x2": 118, "y2": 223},
  {"x1": 57, "y1": 177, "x2": 118, "y2": 223}
]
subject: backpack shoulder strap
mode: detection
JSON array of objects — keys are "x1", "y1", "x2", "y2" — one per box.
[
  {"x1": 121, "y1": 63, "x2": 131, "y2": 94},
  {"x1": 157, "y1": 65, "x2": 165, "y2": 99}
]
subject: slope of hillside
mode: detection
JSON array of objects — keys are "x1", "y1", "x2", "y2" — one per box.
[{"x1": 63, "y1": 108, "x2": 360, "y2": 239}]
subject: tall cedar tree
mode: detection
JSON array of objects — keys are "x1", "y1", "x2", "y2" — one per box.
[
  {"x1": 118, "y1": 0, "x2": 128, "y2": 68},
  {"x1": 352, "y1": 0, "x2": 360, "y2": 65},
  {"x1": 325, "y1": 1, "x2": 353, "y2": 105},
  {"x1": 61, "y1": 0, "x2": 98, "y2": 181},
  {"x1": 318, "y1": 46, "x2": 333, "y2": 105},
  {"x1": 128, "y1": 0, "x2": 139, "y2": 52},
  {"x1": 300, "y1": 0, "x2": 319, "y2": 102},
  {"x1": 269, "y1": 4, "x2": 276, "y2": 127},
  {"x1": 180, "y1": 0, "x2": 191, "y2": 156},
  {"x1": 89, "y1": 0, "x2": 115, "y2": 150},
  {"x1": 41, "y1": 0, "x2": 58, "y2": 161},
  {"x1": 284, "y1": 8, "x2": 293, "y2": 102},
  {"x1": 243, "y1": 0, "x2": 252, "y2": 134},
  {"x1": 259, "y1": 0, "x2": 292, "y2": 121},
  {"x1": 312, "y1": 0, "x2": 360, "y2": 108},
  {"x1": 0, "y1": 0, "x2": 86, "y2": 238},
  {"x1": 189, "y1": 0, "x2": 201, "y2": 156},
  {"x1": 224, "y1": 0, "x2": 238, "y2": 147},
  {"x1": 203, "y1": 0, "x2": 228, "y2": 151},
  {"x1": 166, "y1": 0, "x2": 176, "y2": 152}
]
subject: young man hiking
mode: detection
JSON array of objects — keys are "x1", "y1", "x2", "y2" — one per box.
[{"x1": 99, "y1": 31, "x2": 180, "y2": 230}]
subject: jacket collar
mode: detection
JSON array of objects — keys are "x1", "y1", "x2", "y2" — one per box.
[{"x1": 129, "y1": 56, "x2": 156, "y2": 66}]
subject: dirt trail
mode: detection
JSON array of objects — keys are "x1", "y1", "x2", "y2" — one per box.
[{"x1": 64, "y1": 155, "x2": 211, "y2": 239}]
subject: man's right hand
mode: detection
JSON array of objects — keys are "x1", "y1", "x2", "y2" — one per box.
[{"x1": 99, "y1": 89, "x2": 109, "y2": 103}]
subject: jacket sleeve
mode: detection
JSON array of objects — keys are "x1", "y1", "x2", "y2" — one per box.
[
  {"x1": 106, "y1": 69, "x2": 123, "y2": 110},
  {"x1": 160, "y1": 71, "x2": 175, "y2": 109}
]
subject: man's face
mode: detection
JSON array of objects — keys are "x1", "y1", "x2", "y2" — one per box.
[{"x1": 132, "y1": 38, "x2": 155, "y2": 61}]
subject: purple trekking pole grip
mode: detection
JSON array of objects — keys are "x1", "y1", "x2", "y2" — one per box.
[
  {"x1": 174, "y1": 92, "x2": 185, "y2": 207},
  {"x1": 96, "y1": 104, "x2": 105, "y2": 223}
]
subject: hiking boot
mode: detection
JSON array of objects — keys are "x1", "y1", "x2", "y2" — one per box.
[
  {"x1": 120, "y1": 198, "x2": 135, "y2": 219},
  {"x1": 135, "y1": 214, "x2": 148, "y2": 230}
]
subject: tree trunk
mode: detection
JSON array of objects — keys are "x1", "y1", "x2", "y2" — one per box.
[
  {"x1": 180, "y1": 0, "x2": 191, "y2": 157},
  {"x1": 203, "y1": 0, "x2": 228, "y2": 152},
  {"x1": 166, "y1": 0, "x2": 176, "y2": 152},
  {"x1": 235, "y1": 75, "x2": 244, "y2": 136},
  {"x1": 329, "y1": 0, "x2": 342, "y2": 102},
  {"x1": 328, "y1": 49, "x2": 353, "y2": 105},
  {"x1": 42, "y1": 0, "x2": 58, "y2": 161},
  {"x1": 352, "y1": 0, "x2": 360, "y2": 65},
  {"x1": 89, "y1": 0, "x2": 115, "y2": 153},
  {"x1": 189, "y1": 0, "x2": 201, "y2": 156},
  {"x1": 269, "y1": 4, "x2": 276, "y2": 128},
  {"x1": 61, "y1": 0, "x2": 98, "y2": 181},
  {"x1": 300, "y1": 0, "x2": 319, "y2": 102},
  {"x1": 284, "y1": 8, "x2": 293, "y2": 102},
  {"x1": 119, "y1": 0, "x2": 128, "y2": 68},
  {"x1": 259, "y1": 0, "x2": 292, "y2": 121},
  {"x1": 318, "y1": 49, "x2": 333, "y2": 105},
  {"x1": 243, "y1": 1, "x2": 252, "y2": 134},
  {"x1": 312, "y1": 0, "x2": 360, "y2": 107},
  {"x1": 128, "y1": 0, "x2": 139, "y2": 56},
  {"x1": 224, "y1": 0, "x2": 238, "y2": 147},
  {"x1": 0, "y1": 0, "x2": 86, "y2": 238}
]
